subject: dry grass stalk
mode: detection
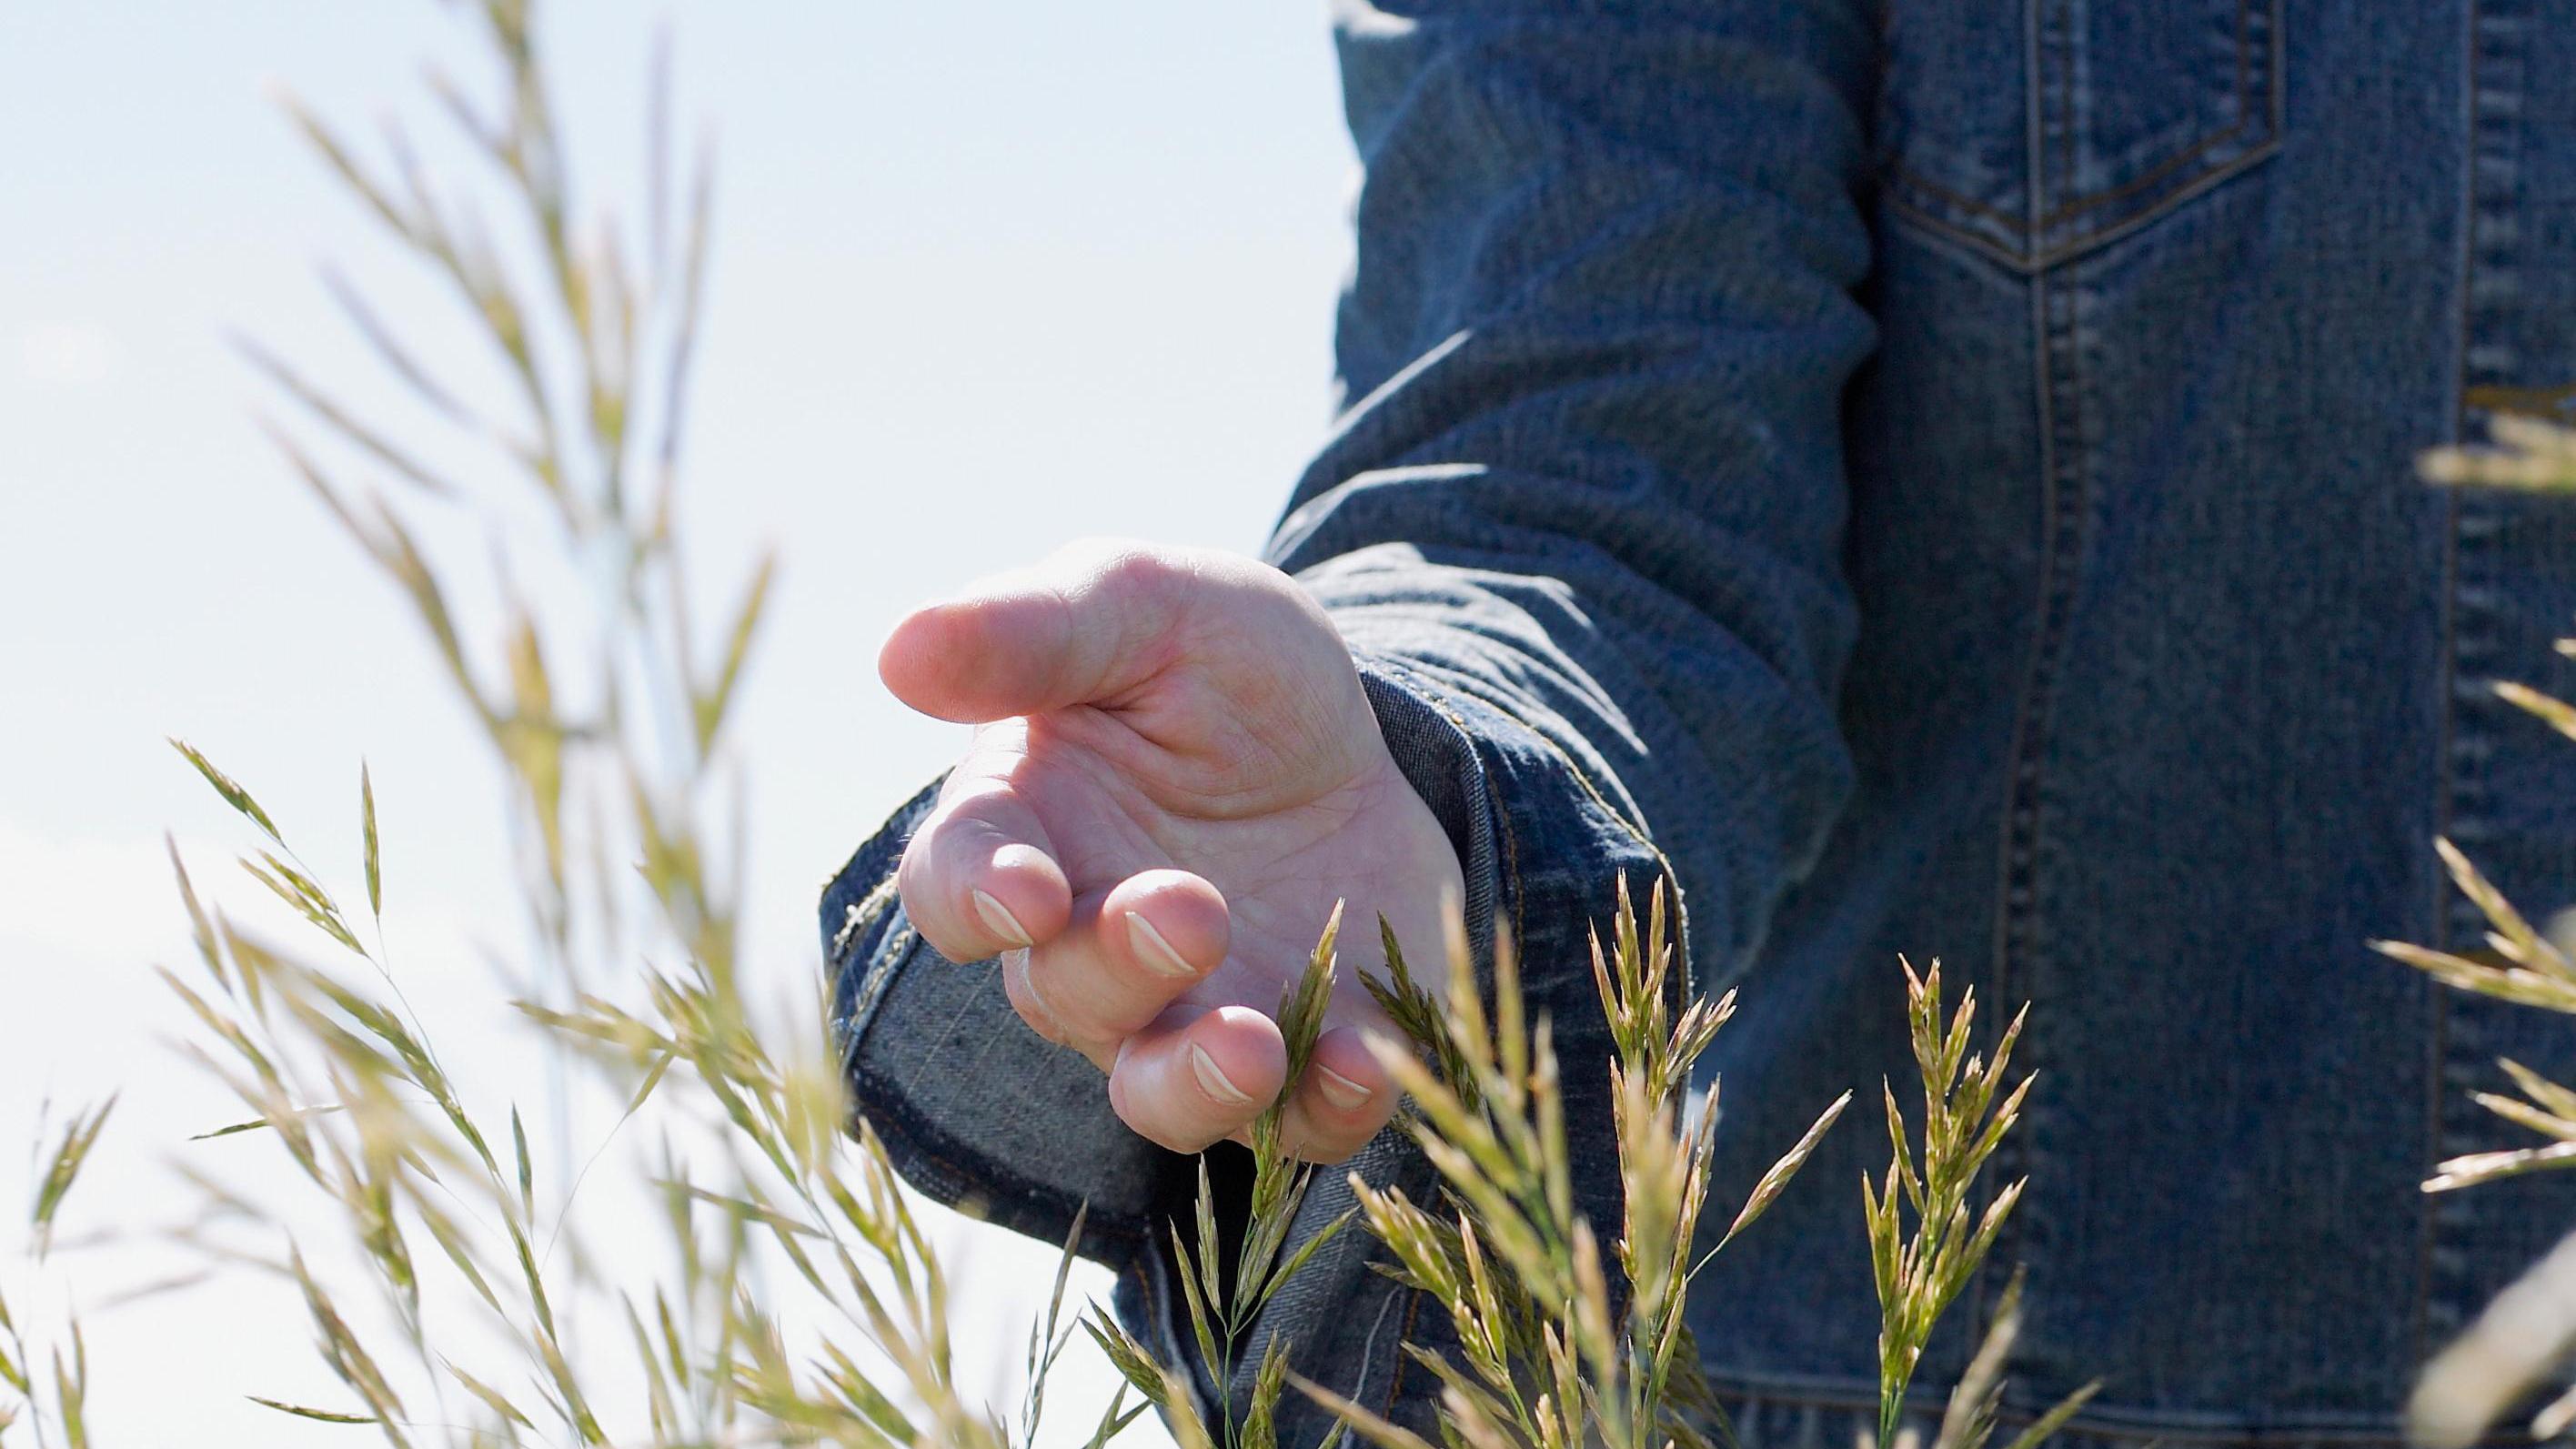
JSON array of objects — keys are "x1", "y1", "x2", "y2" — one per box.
[
  {"x1": 1279, "y1": 879, "x2": 1853, "y2": 1449},
  {"x1": 1861, "y1": 962, "x2": 2095, "y2": 1449},
  {"x1": 23, "y1": 5, "x2": 2130, "y2": 1447},
  {"x1": 0, "y1": 1098, "x2": 115, "y2": 1446},
  {"x1": 145, "y1": 2, "x2": 1102, "y2": 1444},
  {"x1": 2420, "y1": 414, "x2": 2576, "y2": 491}
]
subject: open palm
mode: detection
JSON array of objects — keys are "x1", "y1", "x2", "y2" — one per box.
[{"x1": 877, "y1": 541, "x2": 1464, "y2": 1160}]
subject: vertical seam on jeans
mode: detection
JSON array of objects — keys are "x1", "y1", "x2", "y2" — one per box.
[
  {"x1": 2416, "y1": 0, "x2": 2484, "y2": 1363},
  {"x1": 1378, "y1": 1285, "x2": 1427, "y2": 1416},
  {"x1": 2056, "y1": 0, "x2": 2075, "y2": 209},
  {"x1": 2005, "y1": 246, "x2": 2088, "y2": 1315},
  {"x1": 1973, "y1": 0, "x2": 2062, "y2": 1350}
]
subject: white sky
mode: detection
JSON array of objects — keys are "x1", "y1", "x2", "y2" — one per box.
[{"x1": 0, "y1": 4, "x2": 1353, "y2": 1444}]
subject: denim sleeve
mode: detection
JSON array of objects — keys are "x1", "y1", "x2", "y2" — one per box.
[
  {"x1": 1226, "y1": 0, "x2": 1880, "y2": 1436},
  {"x1": 1279, "y1": 0, "x2": 1878, "y2": 988},
  {"x1": 822, "y1": 0, "x2": 1876, "y2": 1440}
]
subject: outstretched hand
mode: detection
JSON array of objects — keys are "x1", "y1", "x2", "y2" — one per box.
[{"x1": 878, "y1": 541, "x2": 1464, "y2": 1162}]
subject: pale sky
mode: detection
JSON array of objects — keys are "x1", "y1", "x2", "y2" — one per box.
[{"x1": 0, "y1": 4, "x2": 1354, "y2": 1443}]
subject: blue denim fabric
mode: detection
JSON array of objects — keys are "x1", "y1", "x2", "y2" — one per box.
[{"x1": 822, "y1": 1, "x2": 2576, "y2": 1444}]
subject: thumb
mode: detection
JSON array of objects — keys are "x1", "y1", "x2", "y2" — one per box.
[{"x1": 878, "y1": 541, "x2": 1187, "y2": 724}]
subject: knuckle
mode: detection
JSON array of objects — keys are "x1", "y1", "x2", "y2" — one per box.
[
  {"x1": 1007, "y1": 998, "x2": 1057, "y2": 1043},
  {"x1": 1012, "y1": 952, "x2": 1122, "y2": 1054},
  {"x1": 1088, "y1": 548, "x2": 1182, "y2": 617}
]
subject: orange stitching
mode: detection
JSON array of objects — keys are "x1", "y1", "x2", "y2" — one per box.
[
  {"x1": 2043, "y1": 0, "x2": 2260, "y2": 225},
  {"x1": 2044, "y1": 116, "x2": 2249, "y2": 226},
  {"x1": 1380, "y1": 1287, "x2": 1427, "y2": 1416}
]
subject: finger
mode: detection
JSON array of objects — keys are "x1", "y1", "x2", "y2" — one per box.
[
  {"x1": 1107, "y1": 1005, "x2": 1284, "y2": 1153},
  {"x1": 1276, "y1": 1024, "x2": 1400, "y2": 1162},
  {"x1": 1021, "y1": 870, "x2": 1230, "y2": 1052},
  {"x1": 1000, "y1": 947, "x2": 1074, "y2": 1051},
  {"x1": 877, "y1": 542, "x2": 1189, "y2": 723},
  {"x1": 897, "y1": 779, "x2": 1072, "y2": 964}
]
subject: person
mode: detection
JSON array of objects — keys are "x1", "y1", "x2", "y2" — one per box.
[{"x1": 820, "y1": 2, "x2": 2576, "y2": 1443}]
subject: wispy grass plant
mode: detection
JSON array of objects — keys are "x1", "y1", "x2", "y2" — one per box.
[
  {"x1": 154, "y1": 0, "x2": 1074, "y2": 1443},
  {"x1": 1286, "y1": 881, "x2": 1853, "y2": 1449},
  {"x1": 7, "y1": 4, "x2": 2121, "y2": 1447},
  {"x1": 1863, "y1": 967, "x2": 2095, "y2": 1449},
  {"x1": 0, "y1": 1099, "x2": 116, "y2": 1447}
]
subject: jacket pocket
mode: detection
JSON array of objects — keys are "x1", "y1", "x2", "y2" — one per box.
[{"x1": 1877, "y1": 0, "x2": 2284, "y2": 272}]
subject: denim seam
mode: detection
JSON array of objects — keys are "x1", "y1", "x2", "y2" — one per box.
[
  {"x1": 2011, "y1": 251, "x2": 2088, "y2": 1322},
  {"x1": 1879, "y1": 0, "x2": 2282, "y2": 277},
  {"x1": 1883, "y1": 0, "x2": 2263, "y2": 230},
  {"x1": 1371, "y1": 651, "x2": 1655, "y2": 840},
  {"x1": 2413, "y1": 42, "x2": 2468, "y2": 1359},
  {"x1": 1376, "y1": 651, "x2": 1690, "y2": 979},
  {"x1": 829, "y1": 874, "x2": 902, "y2": 966},
  {"x1": 1974, "y1": 244, "x2": 2090, "y2": 1348},
  {"x1": 1976, "y1": 256, "x2": 2053, "y2": 1354},
  {"x1": 1459, "y1": 682, "x2": 1698, "y2": 1001},
  {"x1": 1380, "y1": 1276, "x2": 1428, "y2": 1416},
  {"x1": 839, "y1": 921, "x2": 916, "y2": 1055},
  {"x1": 2416, "y1": 0, "x2": 2533, "y2": 1363},
  {"x1": 1886, "y1": 143, "x2": 2281, "y2": 277},
  {"x1": 2053, "y1": 0, "x2": 2073, "y2": 208}
]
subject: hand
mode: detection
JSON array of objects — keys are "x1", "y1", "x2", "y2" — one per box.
[{"x1": 878, "y1": 540, "x2": 1464, "y2": 1162}]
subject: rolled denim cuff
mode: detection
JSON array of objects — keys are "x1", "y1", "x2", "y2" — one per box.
[{"x1": 820, "y1": 778, "x2": 1179, "y2": 1264}]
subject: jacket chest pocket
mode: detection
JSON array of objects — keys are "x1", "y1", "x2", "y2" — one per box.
[{"x1": 1876, "y1": 0, "x2": 2284, "y2": 272}]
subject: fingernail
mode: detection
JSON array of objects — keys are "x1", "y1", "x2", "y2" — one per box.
[
  {"x1": 1189, "y1": 1044, "x2": 1255, "y2": 1107},
  {"x1": 1315, "y1": 1065, "x2": 1374, "y2": 1112},
  {"x1": 1013, "y1": 950, "x2": 1060, "y2": 1032},
  {"x1": 972, "y1": 889, "x2": 1032, "y2": 947},
  {"x1": 1126, "y1": 912, "x2": 1196, "y2": 978}
]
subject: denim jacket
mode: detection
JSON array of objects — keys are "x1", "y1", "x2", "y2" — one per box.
[{"x1": 822, "y1": 2, "x2": 2576, "y2": 1444}]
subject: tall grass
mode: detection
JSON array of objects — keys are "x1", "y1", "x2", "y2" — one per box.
[
  {"x1": 93, "y1": 4, "x2": 2576, "y2": 1447},
  {"x1": 1278, "y1": 884, "x2": 1843, "y2": 1449},
  {"x1": 120, "y1": 4, "x2": 2077, "y2": 1444},
  {"x1": 0, "y1": 1098, "x2": 116, "y2": 1446},
  {"x1": 149, "y1": 0, "x2": 1052, "y2": 1443}
]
